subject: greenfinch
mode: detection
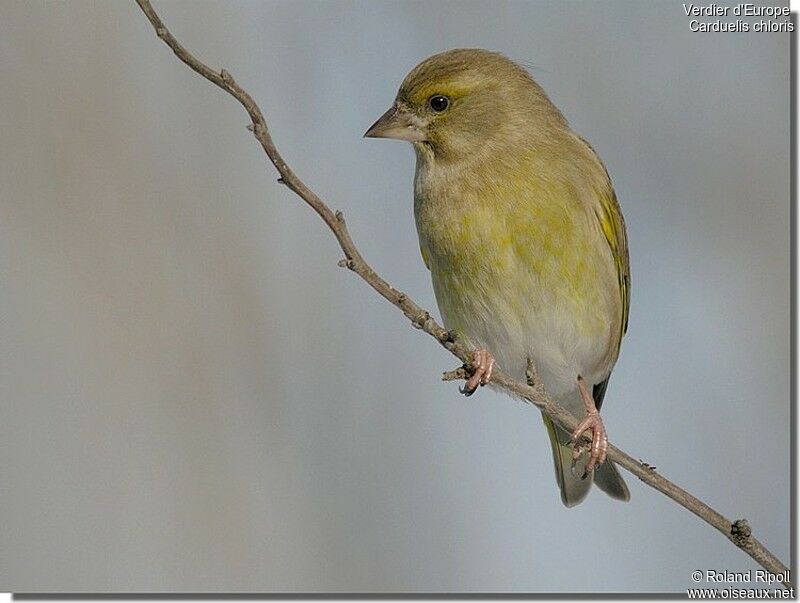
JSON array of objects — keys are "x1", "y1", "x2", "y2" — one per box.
[{"x1": 365, "y1": 49, "x2": 630, "y2": 507}]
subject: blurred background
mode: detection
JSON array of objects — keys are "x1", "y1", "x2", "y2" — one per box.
[{"x1": 0, "y1": 0, "x2": 790, "y2": 593}]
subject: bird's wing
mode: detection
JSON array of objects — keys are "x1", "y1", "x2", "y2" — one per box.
[
  {"x1": 576, "y1": 137, "x2": 630, "y2": 359},
  {"x1": 595, "y1": 186, "x2": 630, "y2": 340},
  {"x1": 588, "y1": 187, "x2": 629, "y2": 412}
]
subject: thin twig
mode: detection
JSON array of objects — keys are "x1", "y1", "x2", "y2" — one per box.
[{"x1": 133, "y1": 0, "x2": 791, "y2": 587}]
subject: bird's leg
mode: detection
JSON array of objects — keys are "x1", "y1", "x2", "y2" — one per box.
[
  {"x1": 459, "y1": 349, "x2": 495, "y2": 396},
  {"x1": 570, "y1": 376, "x2": 608, "y2": 475}
]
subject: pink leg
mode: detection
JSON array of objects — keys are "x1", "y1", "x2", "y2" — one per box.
[
  {"x1": 460, "y1": 349, "x2": 495, "y2": 396},
  {"x1": 571, "y1": 376, "x2": 608, "y2": 473}
]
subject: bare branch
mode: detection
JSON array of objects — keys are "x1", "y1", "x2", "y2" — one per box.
[{"x1": 133, "y1": 0, "x2": 790, "y2": 587}]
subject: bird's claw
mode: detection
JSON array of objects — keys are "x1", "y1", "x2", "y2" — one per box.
[
  {"x1": 570, "y1": 444, "x2": 589, "y2": 480},
  {"x1": 459, "y1": 349, "x2": 495, "y2": 396},
  {"x1": 459, "y1": 383, "x2": 477, "y2": 397},
  {"x1": 570, "y1": 411, "x2": 608, "y2": 474}
]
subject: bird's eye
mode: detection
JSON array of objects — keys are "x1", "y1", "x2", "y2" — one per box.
[{"x1": 428, "y1": 95, "x2": 450, "y2": 112}]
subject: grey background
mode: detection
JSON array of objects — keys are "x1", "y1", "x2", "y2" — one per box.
[{"x1": 0, "y1": 0, "x2": 790, "y2": 593}]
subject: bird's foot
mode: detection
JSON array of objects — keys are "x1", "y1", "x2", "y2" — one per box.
[
  {"x1": 459, "y1": 349, "x2": 495, "y2": 396},
  {"x1": 570, "y1": 412, "x2": 607, "y2": 476},
  {"x1": 570, "y1": 376, "x2": 608, "y2": 476}
]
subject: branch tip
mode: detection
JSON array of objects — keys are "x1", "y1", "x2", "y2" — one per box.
[{"x1": 731, "y1": 519, "x2": 752, "y2": 548}]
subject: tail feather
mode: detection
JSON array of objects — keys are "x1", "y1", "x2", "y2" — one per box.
[
  {"x1": 594, "y1": 459, "x2": 630, "y2": 501},
  {"x1": 543, "y1": 414, "x2": 592, "y2": 507}
]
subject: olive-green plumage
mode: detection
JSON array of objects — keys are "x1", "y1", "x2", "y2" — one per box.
[{"x1": 367, "y1": 49, "x2": 630, "y2": 506}]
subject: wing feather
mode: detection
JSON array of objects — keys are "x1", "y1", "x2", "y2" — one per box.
[
  {"x1": 595, "y1": 188, "x2": 630, "y2": 341},
  {"x1": 578, "y1": 137, "x2": 631, "y2": 355}
]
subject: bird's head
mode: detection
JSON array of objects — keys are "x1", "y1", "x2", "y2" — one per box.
[{"x1": 365, "y1": 48, "x2": 565, "y2": 163}]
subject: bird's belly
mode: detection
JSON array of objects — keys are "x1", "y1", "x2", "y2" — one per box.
[{"x1": 430, "y1": 250, "x2": 617, "y2": 397}]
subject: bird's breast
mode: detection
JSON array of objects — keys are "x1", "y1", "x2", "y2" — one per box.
[{"x1": 413, "y1": 168, "x2": 620, "y2": 391}]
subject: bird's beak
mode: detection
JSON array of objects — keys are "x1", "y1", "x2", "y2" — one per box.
[{"x1": 364, "y1": 103, "x2": 427, "y2": 142}]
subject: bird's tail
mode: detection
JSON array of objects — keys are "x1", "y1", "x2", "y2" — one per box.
[{"x1": 542, "y1": 412, "x2": 630, "y2": 507}]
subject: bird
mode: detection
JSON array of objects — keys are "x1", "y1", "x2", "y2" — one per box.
[{"x1": 365, "y1": 48, "x2": 630, "y2": 507}]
